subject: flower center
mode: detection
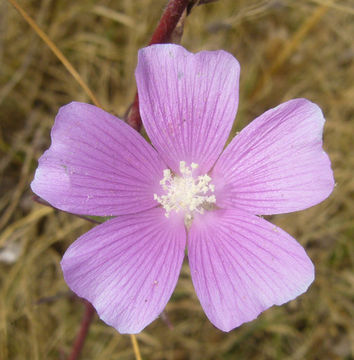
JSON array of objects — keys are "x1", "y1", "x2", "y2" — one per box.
[{"x1": 154, "y1": 161, "x2": 216, "y2": 224}]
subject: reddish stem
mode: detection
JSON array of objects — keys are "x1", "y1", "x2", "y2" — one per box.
[
  {"x1": 127, "y1": 93, "x2": 140, "y2": 132},
  {"x1": 126, "y1": 0, "x2": 190, "y2": 131},
  {"x1": 67, "y1": 301, "x2": 95, "y2": 360},
  {"x1": 64, "y1": 2, "x2": 191, "y2": 358},
  {"x1": 149, "y1": 0, "x2": 190, "y2": 45}
]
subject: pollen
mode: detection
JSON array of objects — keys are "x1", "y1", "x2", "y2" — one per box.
[{"x1": 154, "y1": 161, "x2": 216, "y2": 223}]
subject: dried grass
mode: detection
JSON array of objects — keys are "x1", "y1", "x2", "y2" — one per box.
[{"x1": 0, "y1": 0, "x2": 353, "y2": 359}]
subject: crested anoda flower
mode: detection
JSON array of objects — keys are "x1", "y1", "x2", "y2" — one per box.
[{"x1": 31, "y1": 44, "x2": 334, "y2": 333}]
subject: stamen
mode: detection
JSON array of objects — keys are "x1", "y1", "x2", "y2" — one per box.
[{"x1": 154, "y1": 161, "x2": 216, "y2": 223}]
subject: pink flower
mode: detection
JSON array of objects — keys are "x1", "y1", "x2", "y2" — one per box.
[{"x1": 31, "y1": 44, "x2": 334, "y2": 333}]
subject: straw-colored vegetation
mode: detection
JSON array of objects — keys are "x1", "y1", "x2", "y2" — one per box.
[{"x1": 1, "y1": 0, "x2": 353, "y2": 359}]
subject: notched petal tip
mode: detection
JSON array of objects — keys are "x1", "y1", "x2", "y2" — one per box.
[
  {"x1": 213, "y1": 97, "x2": 335, "y2": 215},
  {"x1": 31, "y1": 101, "x2": 166, "y2": 217},
  {"x1": 136, "y1": 43, "x2": 240, "y2": 174},
  {"x1": 189, "y1": 209, "x2": 315, "y2": 332},
  {"x1": 61, "y1": 208, "x2": 186, "y2": 334}
]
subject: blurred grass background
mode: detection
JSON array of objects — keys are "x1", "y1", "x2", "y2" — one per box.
[{"x1": 0, "y1": 0, "x2": 353, "y2": 359}]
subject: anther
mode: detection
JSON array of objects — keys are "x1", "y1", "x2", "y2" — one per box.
[{"x1": 154, "y1": 161, "x2": 216, "y2": 223}]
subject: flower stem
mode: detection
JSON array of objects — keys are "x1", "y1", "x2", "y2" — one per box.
[
  {"x1": 149, "y1": 0, "x2": 190, "y2": 45},
  {"x1": 67, "y1": 301, "x2": 95, "y2": 360},
  {"x1": 26, "y1": 2, "x2": 192, "y2": 359},
  {"x1": 126, "y1": 0, "x2": 190, "y2": 131},
  {"x1": 130, "y1": 335, "x2": 142, "y2": 360}
]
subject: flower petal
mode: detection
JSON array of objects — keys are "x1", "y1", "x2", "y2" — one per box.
[
  {"x1": 188, "y1": 209, "x2": 314, "y2": 332},
  {"x1": 31, "y1": 102, "x2": 166, "y2": 216},
  {"x1": 61, "y1": 208, "x2": 186, "y2": 334},
  {"x1": 136, "y1": 44, "x2": 240, "y2": 174},
  {"x1": 212, "y1": 99, "x2": 335, "y2": 215}
]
